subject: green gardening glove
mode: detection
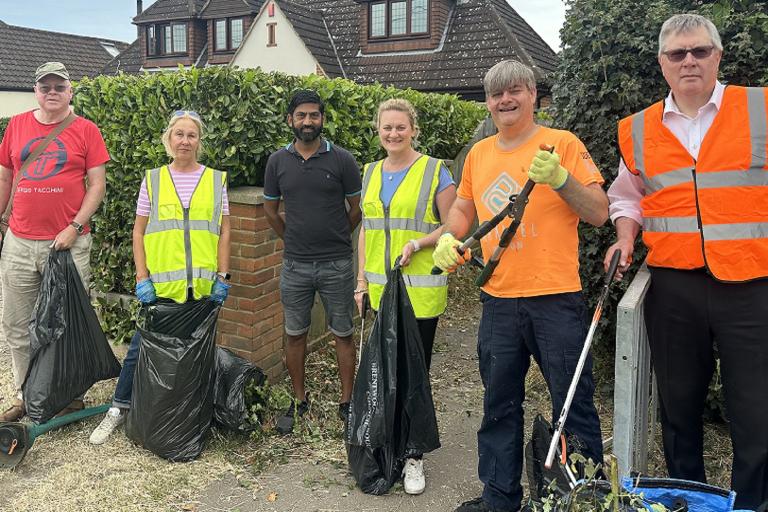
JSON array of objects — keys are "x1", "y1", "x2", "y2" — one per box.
[
  {"x1": 433, "y1": 233, "x2": 470, "y2": 272},
  {"x1": 528, "y1": 149, "x2": 569, "y2": 190}
]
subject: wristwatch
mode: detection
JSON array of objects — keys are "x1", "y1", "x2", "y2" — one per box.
[
  {"x1": 70, "y1": 220, "x2": 84, "y2": 234},
  {"x1": 217, "y1": 272, "x2": 231, "y2": 282}
]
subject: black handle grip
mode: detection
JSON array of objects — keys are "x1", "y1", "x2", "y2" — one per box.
[
  {"x1": 605, "y1": 249, "x2": 622, "y2": 284},
  {"x1": 475, "y1": 259, "x2": 499, "y2": 286},
  {"x1": 361, "y1": 292, "x2": 370, "y2": 316},
  {"x1": 431, "y1": 265, "x2": 443, "y2": 275}
]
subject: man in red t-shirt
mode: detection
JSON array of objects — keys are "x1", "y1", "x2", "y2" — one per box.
[{"x1": 0, "y1": 62, "x2": 109, "y2": 422}]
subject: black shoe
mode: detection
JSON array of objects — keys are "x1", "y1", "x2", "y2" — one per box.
[
  {"x1": 338, "y1": 402, "x2": 350, "y2": 421},
  {"x1": 275, "y1": 394, "x2": 309, "y2": 435},
  {"x1": 454, "y1": 497, "x2": 515, "y2": 512}
]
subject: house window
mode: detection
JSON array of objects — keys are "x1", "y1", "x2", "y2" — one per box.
[
  {"x1": 214, "y1": 18, "x2": 245, "y2": 52},
  {"x1": 146, "y1": 22, "x2": 187, "y2": 55},
  {"x1": 146, "y1": 26, "x2": 156, "y2": 56},
  {"x1": 267, "y1": 23, "x2": 277, "y2": 47},
  {"x1": 369, "y1": 0, "x2": 429, "y2": 39},
  {"x1": 370, "y1": 3, "x2": 386, "y2": 37}
]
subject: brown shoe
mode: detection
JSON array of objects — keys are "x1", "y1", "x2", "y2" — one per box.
[
  {"x1": 55, "y1": 399, "x2": 85, "y2": 418},
  {"x1": 0, "y1": 399, "x2": 26, "y2": 422}
]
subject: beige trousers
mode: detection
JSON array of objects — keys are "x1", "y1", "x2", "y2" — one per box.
[{"x1": 0, "y1": 229, "x2": 92, "y2": 399}]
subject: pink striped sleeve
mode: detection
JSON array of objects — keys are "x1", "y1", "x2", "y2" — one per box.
[
  {"x1": 136, "y1": 178, "x2": 151, "y2": 217},
  {"x1": 222, "y1": 184, "x2": 230, "y2": 215}
]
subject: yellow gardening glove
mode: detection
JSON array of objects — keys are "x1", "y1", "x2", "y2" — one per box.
[
  {"x1": 433, "y1": 233, "x2": 470, "y2": 272},
  {"x1": 528, "y1": 149, "x2": 569, "y2": 190}
]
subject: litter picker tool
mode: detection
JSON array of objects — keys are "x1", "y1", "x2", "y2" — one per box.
[
  {"x1": 356, "y1": 292, "x2": 370, "y2": 369},
  {"x1": 544, "y1": 249, "x2": 622, "y2": 470},
  {"x1": 431, "y1": 144, "x2": 554, "y2": 286},
  {"x1": 0, "y1": 404, "x2": 110, "y2": 469}
]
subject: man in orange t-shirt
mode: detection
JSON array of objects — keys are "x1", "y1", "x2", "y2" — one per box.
[{"x1": 435, "y1": 60, "x2": 608, "y2": 512}]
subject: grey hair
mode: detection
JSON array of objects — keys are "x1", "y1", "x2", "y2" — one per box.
[
  {"x1": 483, "y1": 60, "x2": 536, "y2": 96},
  {"x1": 658, "y1": 14, "x2": 723, "y2": 56}
]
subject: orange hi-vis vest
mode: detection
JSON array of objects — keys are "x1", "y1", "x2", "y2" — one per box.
[
  {"x1": 618, "y1": 86, "x2": 768, "y2": 282},
  {"x1": 619, "y1": 86, "x2": 768, "y2": 282}
]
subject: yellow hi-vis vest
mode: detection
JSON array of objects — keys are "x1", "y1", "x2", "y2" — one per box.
[
  {"x1": 144, "y1": 165, "x2": 226, "y2": 303},
  {"x1": 362, "y1": 155, "x2": 448, "y2": 318}
]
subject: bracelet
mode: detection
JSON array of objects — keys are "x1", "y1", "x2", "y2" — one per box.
[
  {"x1": 354, "y1": 289, "x2": 367, "y2": 294},
  {"x1": 409, "y1": 239, "x2": 421, "y2": 252}
]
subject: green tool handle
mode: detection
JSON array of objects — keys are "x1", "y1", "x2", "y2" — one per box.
[{"x1": 28, "y1": 404, "x2": 111, "y2": 442}]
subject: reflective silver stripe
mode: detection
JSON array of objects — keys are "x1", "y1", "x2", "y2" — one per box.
[
  {"x1": 632, "y1": 111, "x2": 645, "y2": 173},
  {"x1": 413, "y1": 157, "x2": 439, "y2": 223},
  {"x1": 151, "y1": 267, "x2": 217, "y2": 283},
  {"x1": 364, "y1": 271, "x2": 388, "y2": 285},
  {"x1": 364, "y1": 271, "x2": 447, "y2": 288},
  {"x1": 641, "y1": 166, "x2": 693, "y2": 193},
  {"x1": 697, "y1": 168, "x2": 768, "y2": 189},
  {"x1": 361, "y1": 161, "x2": 379, "y2": 199},
  {"x1": 362, "y1": 217, "x2": 438, "y2": 233},
  {"x1": 144, "y1": 219, "x2": 220, "y2": 234},
  {"x1": 643, "y1": 216, "x2": 699, "y2": 233},
  {"x1": 703, "y1": 222, "x2": 768, "y2": 241},
  {"x1": 148, "y1": 167, "x2": 162, "y2": 222},
  {"x1": 211, "y1": 169, "x2": 224, "y2": 231},
  {"x1": 747, "y1": 87, "x2": 767, "y2": 170}
]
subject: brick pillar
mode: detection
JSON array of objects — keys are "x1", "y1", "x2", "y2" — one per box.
[{"x1": 217, "y1": 186, "x2": 286, "y2": 380}]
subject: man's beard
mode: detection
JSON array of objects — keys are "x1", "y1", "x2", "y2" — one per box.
[{"x1": 293, "y1": 123, "x2": 322, "y2": 142}]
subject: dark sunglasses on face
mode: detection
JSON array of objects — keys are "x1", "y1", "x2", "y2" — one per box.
[
  {"x1": 662, "y1": 45, "x2": 716, "y2": 63},
  {"x1": 36, "y1": 84, "x2": 69, "y2": 94}
]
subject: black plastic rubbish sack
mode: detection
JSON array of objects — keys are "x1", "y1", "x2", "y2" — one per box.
[
  {"x1": 213, "y1": 346, "x2": 267, "y2": 433},
  {"x1": 126, "y1": 299, "x2": 219, "y2": 462},
  {"x1": 23, "y1": 249, "x2": 121, "y2": 423},
  {"x1": 346, "y1": 265, "x2": 440, "y2": 495}
]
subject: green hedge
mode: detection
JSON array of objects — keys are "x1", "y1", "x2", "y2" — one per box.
[
  {"x1": 70, "y1": 66, "x2": 486, "y2": 297},
  {"x1": 0, "y1": 117, "x2": 9, "y2": 140},
  {"x1": 555, "y1": 0, "x2": 768, "y2": 410}
]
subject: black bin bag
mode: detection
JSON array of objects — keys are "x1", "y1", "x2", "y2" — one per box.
[
  {"x1": 126, "y1": 299, "x2": 219, "y2": 462},
  {"x1": 213, "y1": 347, "x2": 267, "y2": 433},
  {"x1": 23, "y1": 249, "x2": 122, "y2": 423},
  {"x1": 346, "y1": 265, "x2": 440, "y2": 494}
]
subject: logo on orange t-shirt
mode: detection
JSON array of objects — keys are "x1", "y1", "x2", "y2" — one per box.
[{"x1": 480, "y1": 172, "x2": 521, "y2": 215}]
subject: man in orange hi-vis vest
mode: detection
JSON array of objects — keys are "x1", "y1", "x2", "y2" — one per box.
[{"x1": 605, "y1": 13, "x2": 768, "y2": 510}]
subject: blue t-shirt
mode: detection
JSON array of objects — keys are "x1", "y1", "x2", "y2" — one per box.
[{"x1": 379, "y1": 163, "x2": 454, "y2": 208}]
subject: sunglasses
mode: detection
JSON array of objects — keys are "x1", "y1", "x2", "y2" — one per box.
[
  {"x1": 36, "y1": 84, "x2": 69, "y2": 94},
  {"x1": 173, "y1": 110, "x2": 201, "y2": 120},
  {"x1": 662, "y1": 45, "x2": 716, "y2": 63}
]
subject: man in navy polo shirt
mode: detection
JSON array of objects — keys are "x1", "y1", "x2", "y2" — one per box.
[{"x1": 264, "y1": 89, "x2": 362, "y2": 435}]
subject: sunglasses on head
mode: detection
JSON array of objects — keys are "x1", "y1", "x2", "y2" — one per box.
[
  {"x1": 173, "y1": 110, "x2": 201, "y2": 120},
  {"x1": 662, "y1": 45, "x2": 716, "y2": 63}
]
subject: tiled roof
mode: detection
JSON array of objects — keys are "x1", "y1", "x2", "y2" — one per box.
[
  {"x1": 200, "y1": 0, "x2": 263, "y2": 18},
  {"x1": 290, "y1": 0, "x2": 557, "y2": 95},
  {"x1": 277, "y1": 1, "x2": 344, "y2": 78},
  {"x1": 102, "y1": 39, "x2": 143, "y2": 75},
  {"x1": 0, "y1": 22, "x2": 129, "y2": 91},
  {"x1": 134, "y1": 0, "x2": 207, "y2": 23}
]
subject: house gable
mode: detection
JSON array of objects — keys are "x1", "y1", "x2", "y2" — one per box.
[{"x1": 230, "y1": 1, "x2": 319, "y2": 75}]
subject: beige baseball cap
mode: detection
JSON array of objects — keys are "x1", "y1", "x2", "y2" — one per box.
[{"x1": 35, "y1": 62, "x2": 70, "y2": 82}]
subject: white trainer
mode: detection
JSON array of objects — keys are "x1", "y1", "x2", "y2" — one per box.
[
  {"x1": 89, "y1": 407, "x2": 126, "y2": 445},
  {"x1": 403, "y1": 457, "x2": 426, "y2": 495}
]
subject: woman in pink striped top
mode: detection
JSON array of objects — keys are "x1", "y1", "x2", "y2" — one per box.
[{"x1": 89, "y1": 110, "x2": 231, "y2": 446}]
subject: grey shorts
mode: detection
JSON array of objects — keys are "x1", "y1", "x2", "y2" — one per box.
[{"x1": 279, "y1": 257, "x2": 355, "y2": 337}]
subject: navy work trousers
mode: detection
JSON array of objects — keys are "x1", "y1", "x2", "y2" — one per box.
[{"x1": 477, "y1": 291, "x2": 603, "y2": 511}]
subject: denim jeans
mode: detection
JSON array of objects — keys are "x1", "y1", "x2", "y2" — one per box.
[
  {"x1": 477, "y1": 291, "x2": 603, "y2": 511},
  {"x1": 112, "y1": 331, "x2": 141, "y2": 409}
]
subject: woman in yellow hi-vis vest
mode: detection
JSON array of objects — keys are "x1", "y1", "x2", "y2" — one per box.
[
  {"x1": 355, "y1": 98, "x2": 457, "y2": 495},
  {"x1": 89, "y1": 110, "x2": 231, "y2": 445}
]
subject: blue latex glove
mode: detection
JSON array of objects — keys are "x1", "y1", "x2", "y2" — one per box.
[
  {"x1": 209, "y1": 279, "x2": 231, "y2": 304},
  {"x1": 135, "y1": 278, "x2": 156, "y2": 304}
]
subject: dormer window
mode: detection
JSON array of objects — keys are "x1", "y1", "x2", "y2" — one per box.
[
  {"x1": 369, "y1": 0, "x2": 429, "y2": 39},
  {"x1": 214, "y1": 18, "x2": 244, "y2": 51},
  {"x1": 146, "y1": 22, "x2": 187, "y2": 55}
]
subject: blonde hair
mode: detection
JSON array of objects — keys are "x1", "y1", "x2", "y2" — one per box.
[
  {"x1": 161, "y1": 111, "x2": 205, "y2": 160},
  {"x1": 376, "y1": 98, "x2": 421, "y2": 143}
]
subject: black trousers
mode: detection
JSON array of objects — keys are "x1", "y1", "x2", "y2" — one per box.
[{"x1": 645, "y1": 267, "x2": 768, "y2": 509}]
